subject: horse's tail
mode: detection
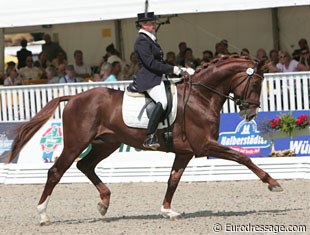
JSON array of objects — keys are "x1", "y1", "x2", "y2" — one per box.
[{"x1": 7, "y1": 95, "x2": 72, "y2": 163}]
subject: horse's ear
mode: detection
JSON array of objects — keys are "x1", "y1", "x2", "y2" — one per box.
[{"x1": 256, "y1": 59, "x2": 266, "y2": 73}]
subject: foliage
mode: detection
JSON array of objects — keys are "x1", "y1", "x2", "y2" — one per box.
[{"x1": 259, "y1": 113, "x2": 309, "y2": 138}]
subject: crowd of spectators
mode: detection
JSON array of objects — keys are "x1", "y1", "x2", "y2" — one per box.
[{"x1": 0, "y1": 35, "x2": 309, "y2": 86}]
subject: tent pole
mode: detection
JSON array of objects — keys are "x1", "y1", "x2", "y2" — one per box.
[
  {"x1": 0, "y1": 28, "x2": 4, "y2": 74},
  {"x1": 271, "y1": 8, "x2": 280, "y2": 51}
]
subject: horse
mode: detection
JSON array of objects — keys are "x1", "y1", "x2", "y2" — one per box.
[{"x1": 8, "y1": 55, "x2": 283, "y2": 225}]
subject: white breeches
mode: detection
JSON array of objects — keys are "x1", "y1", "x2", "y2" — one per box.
[{"x1": 146, "y1": 81, "x2": 168, "y2": 110}]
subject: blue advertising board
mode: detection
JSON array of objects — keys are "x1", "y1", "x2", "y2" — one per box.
[{"x1": 219, "y1": 110, "x2": 309, "y2": 157}]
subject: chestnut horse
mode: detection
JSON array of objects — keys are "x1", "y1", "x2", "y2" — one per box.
[{"x1": 8, "y1": 55, "x2": 283, "y2": 225}]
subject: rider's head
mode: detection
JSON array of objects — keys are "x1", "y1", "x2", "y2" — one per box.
[{"x1": 136, "y1": 12, "x2": 156, "y2": 34}]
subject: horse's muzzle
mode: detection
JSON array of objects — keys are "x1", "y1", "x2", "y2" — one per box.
[{"x1": 239, "y1": 107, "x2": 258, "y2": 121}]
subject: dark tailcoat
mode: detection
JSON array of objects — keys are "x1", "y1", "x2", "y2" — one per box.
[{"x1": 134, "y1": 32, "x2": 173, "y2": 92}]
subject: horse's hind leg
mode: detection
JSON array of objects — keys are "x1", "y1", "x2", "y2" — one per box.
[
  {"x1": 207, "y1": 140, "x2": 283, "y2": 192},
  {"x1": 76, "y1": 141, "x2": 121, "y2": 217},
  {"x1": 37, "y1": 145, "x2": 87, "y2": 225},
  {"x1": 161, "y1": 153, "x2": 192, "y2": 220}
]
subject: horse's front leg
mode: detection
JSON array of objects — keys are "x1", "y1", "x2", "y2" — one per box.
[
  {"x1": 161, "y1": 153, "x2": 192, "y2": 220},
  {"x1": 205, "y1": 140, "x2": 283, "y2": 192}
]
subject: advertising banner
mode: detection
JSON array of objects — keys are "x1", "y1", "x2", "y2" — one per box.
[
  {"x1": 0, "y1": 110, "x2": 309, "y2": 164},
  {"x1": 219, "y1": 110, "x2": 309, "y2": 157}
]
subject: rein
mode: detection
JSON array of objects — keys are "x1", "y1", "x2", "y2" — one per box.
[{"x1": 181, "y1": 70, "x2": 262, "y2": 140}]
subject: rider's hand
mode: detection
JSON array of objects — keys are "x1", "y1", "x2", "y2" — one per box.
[
  {"x1": 173, "y1": 66, "x2": 182, "y2": 75},
  {"x1": 181, "y1": 67, "x2": 195, "y2": 75}
]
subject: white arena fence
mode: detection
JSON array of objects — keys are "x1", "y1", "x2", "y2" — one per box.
[
  {"x1": 0, "y1": 72, "x2": 309, "y2": 122},
  {"x1": 0, "y1": 72, "x2": 309, "y2": 184}
]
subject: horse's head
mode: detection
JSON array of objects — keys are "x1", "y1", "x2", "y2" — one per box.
[{"x1": 230, "y1": 59, "x2": 264, "y2": 121}]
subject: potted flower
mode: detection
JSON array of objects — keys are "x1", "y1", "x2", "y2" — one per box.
[
  {"x1": 258, "y1": 113, "x2": 309, "y2": 156},
  {"x1": 259, "y1": 113, "x2": 309, "y2": 139}
]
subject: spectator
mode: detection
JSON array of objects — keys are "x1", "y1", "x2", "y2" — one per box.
[
  {"x1": 124, "y1": 52, "x2": 140, "y2": 80},
  {"x1": 292, "y1": 38, "x2": 309, "y2": 62},
  {"x1": 104, "y1": 61, "x2": 121, "y2": 82},
  {"x1": 202, "y1": 50, "x2": 213, "y2": 62},
  {"x1": 93, "y1": 63, "x2": 112, "y2": 81},
  {"x1": 276, "y1": 51, "x2": 308, "y2": 72},
  {"x1": 4, "y1": 67, "x2": 23, "y2": 86},
  {"x1": 72, "y1": 50, "x2": 91, "y2": 79},
  {"x1": 16, "y1": 39, "x2": 32, "y2": 69},
  {"x1": 105, "y1": 43, "x2": 125, "y2": 79},
  {"x1": 46, "y1": 66, "x2": 60, "y2": 84},
  {"x1": 299, "y1": 48, "x2": 310, "y2": 68},
  {"x1": 184, "y1": 48, "x2": 198, "y2": 68},
  {"x1": 262, "y1": 49, "x2": 279, "y2": 73},
  {"x1": 34, "y1": 51, "x2": 51, "y2": 78},
  {"x1": 255, "y1": 48, "x2": 268, "y2": 61},
  {"x1": 240, "y1": 48, "x2": 250, "y2": 57},
  {"x1": 165, "y1": 51, "x2": 177, "y2": 66},
  {"x1": 176, "y1": 41, "x2": 187, "y2": 66},
  {"x1": 56, "y1": 63, "x2": 67, "y2": 77},
  {"x1": 52, "y1": 51, "x2": 68, "y2": 68},
  {"x1": 59, "y1": 64, "x2": 84, "y2": 83},
  {"x1": 42, "y1": 33, "x2": 67, "y2": 61},
  {"x1": 19, "y1": 56, "x2": 42, "y2": 80}
]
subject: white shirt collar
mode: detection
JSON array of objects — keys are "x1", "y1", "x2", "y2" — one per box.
[{"x1": 139, "y1": 29, "x2": 157, "y2": 42}]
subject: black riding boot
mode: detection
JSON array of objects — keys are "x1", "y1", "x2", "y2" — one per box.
[{"x1": 143, "y1": 102, "x2": 164, "y2": 150}]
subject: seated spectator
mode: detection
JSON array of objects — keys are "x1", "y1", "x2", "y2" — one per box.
[
  {"x1": 176, "y1": 41, "x2": 187, "y2": 66},
  {"x1": 202, "y1": 50, "x2": 213, "y2": 62},
  {"x1": 104, "y1": 61, "x2": 121, "y2": 82},
  {"x1": 34, "y1": 51, "x2": 51, "y2": 78},
  {"x1": 165, "y1": 51, "x2": 177, "y2": 66},
  {"x1": 124, "y1": 52, "x2": 140, "y2": 80},
  {"x1": 93, "y1": 63, "x2": 112, "y2": 82},
  {"x1": 46, "y1": 66, "x2": 60, "y2": 84},
  {"x1": 105, "y1": 43, "x2": 126, "y2": 79},
  {"x1": 292, "y1": 38, "x2": 309, "y2": 62},
  {"x1": 19, "y1": 55, "x2": 42, "y2": 80},
  {"x1": 255, "y1": 48, "x2": 268, "y2": 61},
  {"x1": 72, "y1": 50, "x2": 91, "y2": 79},
  {"x1": 59, "y1": 64, "x2": 84, "y2": 83},
  {"x1": 276, "y1": 51, "x2": 308, "y2": 72},
  {"x1": 263, "y1": 49, "x2": 279, "y2": 73},
  {"x1": 240, "y1": 48, "x2": 250, "y2": 57},
  {"x1": 56, "y1": 63, "x2": 67, "y2": 78},
  {"x1": 4, "y1": 67, "x2": 23, "y2": 86},
  {"x1": 299, "y1": 48, "x2": 310, "y2": 68},
  {"x1": 184, "y1": 48, "x2": 199, "y2": 68},
  {"x1": 52, "y1": 51, "x2": 68, "y2": 68},
  {"x1": 215, "y1": 40, "x2": 230, "y2": 56},
  {"x1": 17, "y1": 39, "x2": 32, "y2": 69}
]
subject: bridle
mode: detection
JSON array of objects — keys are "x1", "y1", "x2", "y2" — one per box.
[
  {"x1": 190, "y1": 66, "x2": 263, "y2": 109},
  {"x1": 181, "y1": 65, "x2": 264, "y2": 140}
]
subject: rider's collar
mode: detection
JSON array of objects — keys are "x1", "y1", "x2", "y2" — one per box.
[{"x1": 139, "y1": 29, "x2": 157, "y2": 42}]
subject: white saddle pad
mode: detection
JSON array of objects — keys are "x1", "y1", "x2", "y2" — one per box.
[{"x1": 122, "y1": 84, "x2": 178, "y2": 129}]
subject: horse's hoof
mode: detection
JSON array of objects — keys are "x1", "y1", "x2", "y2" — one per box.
[
  {"x1": 39, "y1": 220, "x2": 51, "y2": 226},
  {"x1": 97, "y1": 202, "x2": 109, "y2": 216},
  {"x1": 160, "y1": 206, "x2": 183, "y2": 221},
  {"x1": 268, "y1": 184, "x2": 283, "y2": 192}
]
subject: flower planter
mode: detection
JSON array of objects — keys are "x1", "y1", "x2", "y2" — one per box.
[{"x1": 263, "y1": 126, "x2": 310, "y2": 140}]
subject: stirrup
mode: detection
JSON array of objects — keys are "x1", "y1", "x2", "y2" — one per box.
[{"x1": 143, "y1": 134, "x2": 160, "y2": 150}]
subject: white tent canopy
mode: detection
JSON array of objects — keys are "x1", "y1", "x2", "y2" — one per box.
[{"x1": 0, "y1": 0, "x2": 309, "y2": 28}]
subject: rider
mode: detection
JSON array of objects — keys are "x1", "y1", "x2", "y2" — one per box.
[{"x1": 134, "y1": 12, "x2": 187, "y2": 150}]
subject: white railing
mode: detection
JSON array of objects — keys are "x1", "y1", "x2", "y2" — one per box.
[{"x1": 0, "y1": 72, "x2": 309, "y2": 122}]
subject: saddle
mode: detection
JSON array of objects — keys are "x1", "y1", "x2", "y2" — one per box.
[{"x1": 122, "y1": 78, "x2": 178, "y2": 149}]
